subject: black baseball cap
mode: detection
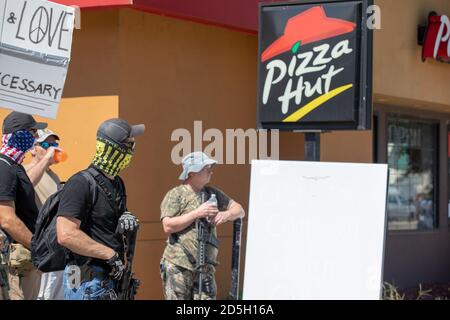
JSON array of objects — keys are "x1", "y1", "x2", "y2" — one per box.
[
  {"x1": 97, "y1": 118, "x2": 146, "y2": 144},
  {"x1": 2, "y1": 111, "x2": 48, "y2": 134}
]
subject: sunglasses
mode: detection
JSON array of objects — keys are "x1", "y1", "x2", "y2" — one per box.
[{"x1": 39, "y1": 142, "x2": 59, "y2": 149}]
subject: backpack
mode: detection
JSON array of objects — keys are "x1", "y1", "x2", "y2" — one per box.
[{"x1": 31, "y1": 169, "x2": 99, "y2": 272}]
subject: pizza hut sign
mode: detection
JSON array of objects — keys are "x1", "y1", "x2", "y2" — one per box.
[
  {"x1": 257, "y1": 1, "x2": 373, "y2": 131},
  {"x1": 422, "y1": 13, "x2": 450, "y2": 63}
]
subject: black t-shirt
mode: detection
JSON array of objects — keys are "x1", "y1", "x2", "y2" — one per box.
[
  {"x1": 0, "y1": 154, "x2": 39, "y2": 237},
  {"x1": 57, "y1": 167, "x2": 126, "y2": 267}
]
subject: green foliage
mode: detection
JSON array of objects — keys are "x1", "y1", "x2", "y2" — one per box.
[
  {"x1": 382, "y1": 282, "x2": 405, "y2": 300},
  {"x1": 383, "y1": 282, "x2": 448, "y2": 300}
]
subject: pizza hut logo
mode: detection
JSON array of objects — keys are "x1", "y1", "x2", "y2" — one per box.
[
  {"x1": 260, "y1": 6, "x2": 356, "y2": 123},
  {"x1": 422, "y1": 12, "x2": 450, "y2": 63}
]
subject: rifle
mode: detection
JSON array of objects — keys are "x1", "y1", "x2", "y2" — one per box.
[
  {"x1": 228, "y1": 218, "x2": 243, "y2": 300},
  {"x1": 196, "y1": 217, "x2": 208, "y2": 300},
  {"x1": 117, "y1": 229, "x2": 140, "y2": 300},
  {"x1": 196, "y1": 193, "x2": 221, "y2": 300}
]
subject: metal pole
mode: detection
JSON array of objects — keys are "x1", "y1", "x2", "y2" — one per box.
[{"x1": 305, "y1": 132, "x2": 321, "y2": 161}]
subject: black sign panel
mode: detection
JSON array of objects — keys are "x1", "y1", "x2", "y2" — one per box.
[{"x1": 257, "y1": 0, "x2": 373, "y2": 131}]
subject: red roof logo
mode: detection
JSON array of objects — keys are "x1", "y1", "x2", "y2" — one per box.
[{"x1": 261, "y1": 6, "x2": 356, "y2": 62}]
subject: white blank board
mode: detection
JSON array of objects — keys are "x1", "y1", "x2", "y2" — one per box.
[{"x1": 243, "y1": 160, "x2": 388, "y2": 300}]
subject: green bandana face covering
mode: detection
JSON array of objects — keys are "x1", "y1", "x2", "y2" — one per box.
[{"x1": 92, "y1": 137, "x2": 134, "y2": 177}]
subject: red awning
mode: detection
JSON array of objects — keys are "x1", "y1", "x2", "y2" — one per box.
[
  {"x1": 49, "y1": 0, "x2": 132, "y2": 9},
  {"x1": 132, "y1": 0, "x2": 267, "y2": 33},
  {"x1": 50, "y1": 0, "x2": 286, "y2": 33}
]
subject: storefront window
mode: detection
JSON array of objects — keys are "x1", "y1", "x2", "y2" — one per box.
[{"x1": 387, "y1": 117, "x2": 438, "y2": 231}]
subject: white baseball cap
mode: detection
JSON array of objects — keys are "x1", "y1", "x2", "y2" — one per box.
[{"x1": 35, "y1": 129, "x2": 60, "y2": 143}]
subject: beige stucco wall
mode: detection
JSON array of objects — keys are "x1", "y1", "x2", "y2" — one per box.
[
  {"x1": 374, "y1": 0, "x2": 450, "y2": 110},
  {"x1": 374, "y1": 0, "x2": 450, "y2": 288},
  {"x1": 322, "y1": 0, "x2": 450, "y2": 164}
]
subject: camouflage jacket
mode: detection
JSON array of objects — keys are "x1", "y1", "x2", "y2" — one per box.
[{"x1": 160, "y1": 184, "x2": 232, "y2": 271}]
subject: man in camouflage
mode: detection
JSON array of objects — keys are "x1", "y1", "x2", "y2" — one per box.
[{"x1": 160, "y1": 152, "x2": 245, "y2": 300}]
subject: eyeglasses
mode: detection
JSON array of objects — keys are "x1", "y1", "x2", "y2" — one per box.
[{"x1": 39, "y1": 142, "x2": 59, "y2": 149}]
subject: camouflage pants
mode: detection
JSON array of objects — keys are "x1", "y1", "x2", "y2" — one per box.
[
  {"x1": 160, "y1": 258, "x2": 216, "y2": 300},
  {"x1": 0, "y1": 257, "x2": 23, "y2": 300},
  {"x1": 0, "y1": 263, "x2": 9, "y2": 300},
  {"x1": 0, "y1": 252, "x2": 41, "y2": 300}
]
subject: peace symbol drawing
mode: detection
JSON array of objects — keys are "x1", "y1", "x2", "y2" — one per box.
[{"x1": 29, "y1": 7, "x2": 49, "y2": 44}]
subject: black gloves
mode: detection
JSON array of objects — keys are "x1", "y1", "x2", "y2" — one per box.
[
  {"x1": 106, "y1": 252, "x2": 125, "y2": 280},
  {"x1": 116, "y1": 212, "x2": 139, "y2": 235},
  {"x1": 107, "y1": 213, "x2": 138, "y2": 280}
]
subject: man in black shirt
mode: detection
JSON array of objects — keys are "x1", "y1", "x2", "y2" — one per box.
[
  {"x1": 56, "y1": 118, "x2": 145, "y2": 300},
  {"x1": 0, "y1": 112, "x2": 54, "y2": 300}
]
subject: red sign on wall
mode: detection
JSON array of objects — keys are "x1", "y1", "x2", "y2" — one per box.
[{"x1": 422, "y1": 13, "x2": 450, "y2": 63}]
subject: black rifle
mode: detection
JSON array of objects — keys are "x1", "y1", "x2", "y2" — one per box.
[
  {"x1": 195, "y1": 217, "x2": 220, "y2": 300},
  {"x1": 228, "y1": 218, "x2": 242, "y2": 300},
  {"x1": 196, "y1": 217, "x2": 208, "y2": 300},
  {"x1": 117, "y1": 229, "x2": 140, "y2": 300},
  {"x1": 196, "y1": 193, "x2": 221, "y2": 300},
  {"x1": 196, "y1": 193, "x2": 208, "y2": 300}
]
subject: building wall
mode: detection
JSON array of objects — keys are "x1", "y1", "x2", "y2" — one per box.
[
  {"x1": 0, "y1": 98, "x2": 119, "y2": 181},
  {"x1": 373, "y1": 0, "x2": 450, "y2": 288},
  {"x1": 320, "y1": 131, "x2": 373, "y2": 163},
  {"x1": 321, "y1": 0, "x2": 450, "y2": 166},
  {"x1": 375, "y1": 105, "x2": 450, "y2": 288},
  {"x1": 373, "y1": 0, "x2": 450, "y2": 110},
  {"x1": 315, "y1": 0, "x2": 450, "y2": 288}
]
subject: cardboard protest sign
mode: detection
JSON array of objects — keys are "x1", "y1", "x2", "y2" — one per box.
[
  {"x1": 0, "y1": 0, "x2": 75, "y2": 119},
  {"x1": 257, "y1": 0, "x2": 373, "y2": 131}
]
